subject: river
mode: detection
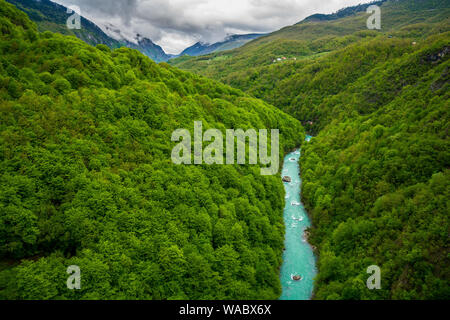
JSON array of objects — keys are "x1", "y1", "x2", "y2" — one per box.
[{"x1": 279, "y1": 135, "x2": 317, "y2": 300}]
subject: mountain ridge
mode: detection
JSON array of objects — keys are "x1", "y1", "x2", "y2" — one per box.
[{"x1": 5, "y1": 0, "x2": 270, "y2": 61}]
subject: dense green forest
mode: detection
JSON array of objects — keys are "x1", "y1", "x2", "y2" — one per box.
[
  {"x1": 0, "y1": 0, "x2": 449, "y2": 300},
  {"x1": 5, "y1": 0, "x2": 173, "y2": 62},
  {"x1": 172, "y1": 0, "x2": 450, "y2": 299},
  {"x1": 0, "y1": 0, "x2": 305, "y2": 299}
]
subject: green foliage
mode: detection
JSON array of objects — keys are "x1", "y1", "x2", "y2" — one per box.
[{"x1": 1, "y1": 0, "x2": 448, "y2": 300}]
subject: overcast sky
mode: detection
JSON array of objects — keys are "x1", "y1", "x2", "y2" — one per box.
[{"x1": 53, "y1": 0, "x2": 374, "y2": 54}]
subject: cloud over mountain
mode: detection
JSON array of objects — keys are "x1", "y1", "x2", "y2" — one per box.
[{"x1": 53, "y1": 0, "x2": 374, "y2": 54}]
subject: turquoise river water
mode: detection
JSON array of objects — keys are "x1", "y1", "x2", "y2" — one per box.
[{"x1": 279, "y1": 135, "x2": 317, "y2": 300}]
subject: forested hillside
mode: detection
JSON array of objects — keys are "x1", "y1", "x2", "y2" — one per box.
[
  {"x1": 0, "y1": 0, "x2": 305, "y2": 299},
  {"x1": 170, "y1": 0, "x2": 449, "y2": 87},
  {"x1": 0, "y1": 0, "x2": 448, "y2": 301},
  {"x1": 180, "y1": 34, "x2": 266, "y2": 57},
  {"x1": 172, "y1": 0, "x2": 450, "y2": 299}
]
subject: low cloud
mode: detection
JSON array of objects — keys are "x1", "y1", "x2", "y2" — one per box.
[{"x1": 54, "y1": 0, "x2": 374, "y2": 54}]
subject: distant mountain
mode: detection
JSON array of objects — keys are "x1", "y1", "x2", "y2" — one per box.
[
  {"x1": 100, "y1": 22, "x2": 174, "y2": 62},
  {"x1": 126, "y1": 36, "x2": 175, "y2": 62},
  {"x1": 180, "y1": 33, "x2": 266, "y2": 57},
  {"x1": 5, "y1": 0, "x2": 172, "y2": 62}
]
